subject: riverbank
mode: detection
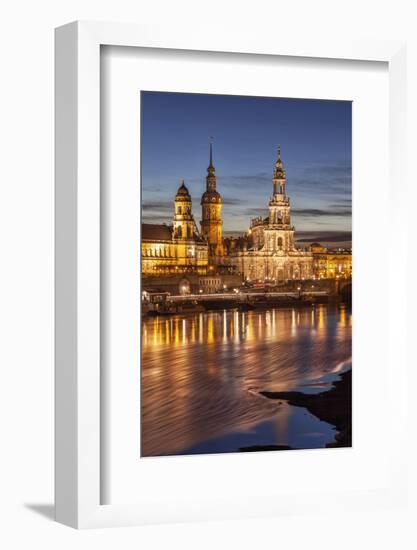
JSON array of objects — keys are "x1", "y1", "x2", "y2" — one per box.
[
  {"x1": 143, "y1": 294, "x2": 348, "y2": 317},
  {"x1": 260, "y1": 369, "x2": 352, "y2": 448}
]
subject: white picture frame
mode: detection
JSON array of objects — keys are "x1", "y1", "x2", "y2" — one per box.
[{"x1": 55, "y1": 21, "x2": 407, "y2": 529}]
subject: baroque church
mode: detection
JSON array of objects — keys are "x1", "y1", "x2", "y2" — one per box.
[
  {"x1": 141, "y1": 144, "x2": 313, "y2": 284},
  {"x1": 228, "y1": 147, "x2": 313, "y2": 281},
  {"x1": 141, "y1": 180, "x2": 208, "y2": 276},
  {"x1": 141, "y1": 142, "x2": 225, "y2": 277}
]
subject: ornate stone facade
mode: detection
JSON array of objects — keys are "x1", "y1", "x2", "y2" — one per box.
[
  {"x1": 142, "y1": 181, "x2": 208, "y2": 276},
  {"x1": 229, "y1": 147, "x2": 313, "y2": 282},
  {"x1": 141, "y1": 146, "x2": 348, "y2": 286}
]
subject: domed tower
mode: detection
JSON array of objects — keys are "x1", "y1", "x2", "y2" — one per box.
[
  {"x1": 173, "y1": 180, "x2": 196, "y2": 240},
  {"x1": 200, "y1": 141, "x2": 224, "y2": 257}
]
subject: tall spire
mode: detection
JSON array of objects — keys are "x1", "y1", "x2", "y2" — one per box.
[
  {"x1": 273, "y1": 144, "x2": 286, "y2": 195},
  {"x1": 206, "y1": 137, "x2": 216, "y2": 189},
  {"x1": 201, "y1": 138, "x2": 224, "y2": 258},
  {"x1": 274, "y1": 145, "x2": 285, "y2": 177}
]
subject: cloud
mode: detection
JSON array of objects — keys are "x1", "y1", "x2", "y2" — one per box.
[
  {"x1": 295, "y1": 230, "x2": 352, "y2": 243},
  {"x1": 292, "y1": 208, "x2": 352, "y2": 217},
  {"x1": 221, "y1": 197, "x2": 246, "y2": 205},
  {"x1": 240, "y1": 207, "x2": 267, "y2": 217},
  {"x1": 290, "y1": 178, "x2": 350, "y2": 197},
  {"x1": 142, "y1": 201, "x2": 172, "y2": 212},
  {"x1": 328, "y1": 199, "x2": 352, "y2": 209},
  {"x1": 313, "y1": 163, "x2": 351, "y2": 177},
  {"x1": 142, "y1": 185, "x2": 163, "y2": 193},
  {"x1": 289, "y1": 160, "x2": 352, "y2": 199},
  {"x1": 141, "y1": 215, "x2": 168, "y2": 223}
]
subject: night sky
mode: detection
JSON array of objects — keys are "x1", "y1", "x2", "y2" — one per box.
[{"x1": 141, "y1": 91, "x2": 352, "y2": 248}]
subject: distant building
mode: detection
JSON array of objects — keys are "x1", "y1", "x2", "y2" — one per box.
[
  {"x1": 198, "y1": 275, "x2": 224, "y2": 293},
  {"x1": 141, "y1": 181, "x2": 208, "y2": 276},
  {"x1": 228, "y1": 147, "x2": 313, "y2": 282},
  {"x1": 141, "y1": 144, "x2": 350, "y2": 293},
  {"x1": 310, "y1": 243, "x2": 352, "y2": 279}
]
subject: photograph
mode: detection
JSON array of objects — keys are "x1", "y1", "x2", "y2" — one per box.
[{"x1": 140, "y1": 91, "x2": 352, "y2": 457}]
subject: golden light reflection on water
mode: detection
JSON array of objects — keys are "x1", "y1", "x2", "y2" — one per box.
[
  {"x1": 141, "y1": 304, "x2": 352, "y2": 456},
  {"x1": 143, "y1": 305, "x2": 350, "y2": 350}
]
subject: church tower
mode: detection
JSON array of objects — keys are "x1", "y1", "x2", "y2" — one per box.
[
  {"x1": 200, "y1": 141, "x2": 224, "y2": 257},
  {"x1": 173, "y1": 180, "x2": 197, "y2": 240},
  {"x1": 264, "y1": 146, "x2": 295, "y2": 252}
]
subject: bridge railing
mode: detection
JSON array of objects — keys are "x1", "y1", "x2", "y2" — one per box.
[{"x1": 166, "y1": 290, "x2": 328, "y2": 302}]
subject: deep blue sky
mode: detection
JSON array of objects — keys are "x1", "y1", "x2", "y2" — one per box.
[{"x1": 141, "y1": 91, "x2": 352, "y2": 247}]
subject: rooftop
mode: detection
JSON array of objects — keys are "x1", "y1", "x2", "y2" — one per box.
[{"x1": 142, "y1": 223, "x2": 173, "y2": 241}]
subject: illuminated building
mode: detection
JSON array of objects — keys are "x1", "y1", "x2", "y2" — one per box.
[
  {"x1": 310, "y1": 243, "x2": 352, "y2": 279},
  {"x1": 142, "y1": 181, "x2": 208, "y2": 276},
  {"x1": 229, "y1": 147, "x2": 313, "y2": 281},
  {"x1": 200, "y1": 141, "x2": 224, "y2": 260},
  {"x1": 141, "y1": 145, "x2": 350, "y2": 292}
]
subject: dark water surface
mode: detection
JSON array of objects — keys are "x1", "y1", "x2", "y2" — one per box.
[{"x1": 141, "y1": 304, "x2": 352, "y2": 456}]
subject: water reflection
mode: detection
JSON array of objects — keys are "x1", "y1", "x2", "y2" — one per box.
[{"x1": 141, "y1": 304, "x2": 352, "y2": 456}]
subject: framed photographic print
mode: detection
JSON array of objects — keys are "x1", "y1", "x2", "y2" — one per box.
[
  {"x1": 140, "y1": 92, "x2": 352, "y2": 458},
  {"x1": 55, "y1": 21, "x2": 408, "y2": 528}
]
